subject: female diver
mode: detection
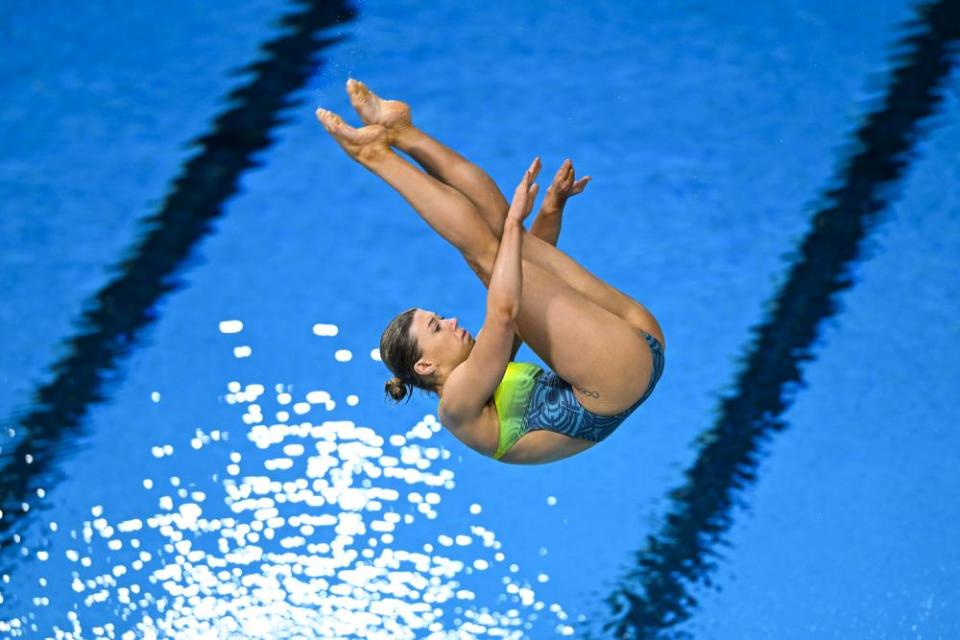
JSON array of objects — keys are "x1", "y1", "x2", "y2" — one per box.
[{"x1": 316, "y1": 80, "x2": 665, "y2": 465}]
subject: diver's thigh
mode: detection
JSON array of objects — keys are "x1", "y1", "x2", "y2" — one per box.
[
  {"x1": 520, "y1": 233, "x2": 665, "y2": 343},
  {"x1": 515, "y1": 261, "x2": 653, "y2": 414}
]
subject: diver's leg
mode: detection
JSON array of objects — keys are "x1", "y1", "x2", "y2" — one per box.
[
  {"x1": 397, "y1": 123, "x2": 663, "y2": 345},
  {"x1": 317, "y1": 110, "x2": 654, "y2": 413},
  {"x1": 345, "y1": 80, "x2": 662, "y2": 346},
  {"x1": 346, "y1": 79, "x2": 509, "y2": 234},
  {"x1": 509, "y1": 259, "x2": 655, "y2": 415},
  {"x1": 316, "y1": 109, "x2": 497, "y2": 275}
]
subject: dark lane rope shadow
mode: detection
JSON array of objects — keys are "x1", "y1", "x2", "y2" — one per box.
[
  {"x1": 600, "y1": 1, "x2": 960, "y2": 637},
  {"x1": 0, "y1": 0, "x2": 356, "y2": 569}
]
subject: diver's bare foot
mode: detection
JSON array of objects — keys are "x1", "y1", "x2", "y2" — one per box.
[
  {"x1": 346, "y1": 79, "x2": 412, "y2": 145},
  {"x1": 315, "y1": 108, "x2": 390, "y2": 164}
]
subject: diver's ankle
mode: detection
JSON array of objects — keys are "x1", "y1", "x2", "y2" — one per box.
[
  {"x1": 392, "y1": 125, "x2": 420, "y2": 151},
  {"x1": 356, "y1": 143, "x2": 395, "y2": 168}
]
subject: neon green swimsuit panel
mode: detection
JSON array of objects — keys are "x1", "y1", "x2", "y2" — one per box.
[
  {"x1": 492, "y1": 362, "x2": 543, "y2": 459},
  {"x1": 437, "y1": 361, "x2": 543, "y2": 460}
]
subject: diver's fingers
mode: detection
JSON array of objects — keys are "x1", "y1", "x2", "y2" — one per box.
[
  {"x1": 507, "y1": 175, "x2": 530, "y2": 220},
  {"x1": 508, "y1": 163, "x2": 539, "y2": 222},
  {"x1": 523, "y1": 157, "x2": 541, "y2": 186},
  {"x1": 523, "y1": 183, "x2": 539, "y2": 218},
  {"x1": 571, "y1": 176, "x2": 591, "y2": 195}
]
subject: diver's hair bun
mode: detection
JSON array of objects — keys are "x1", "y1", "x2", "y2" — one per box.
[{"x1": 385, "y1": 376, "x2": 410, "y2": 403}]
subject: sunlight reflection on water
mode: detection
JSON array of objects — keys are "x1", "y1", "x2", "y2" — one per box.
[{"x1": 0, "y1": 324, "x2": 573, "y2": 639}]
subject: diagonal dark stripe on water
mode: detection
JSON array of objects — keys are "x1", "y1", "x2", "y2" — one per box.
[
  {"x1": 0, "y1": 0, "x2": 356, "y2": 568},
  {"x1": 600, "y1": 1, "x2": 960, "y2": 637}
]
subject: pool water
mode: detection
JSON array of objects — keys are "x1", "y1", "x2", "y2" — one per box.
[{"x1": 1, "y1": 0, "x2": 958, "y2": 638}]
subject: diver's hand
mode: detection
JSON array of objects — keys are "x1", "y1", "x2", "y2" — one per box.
[
  {"x1": 506, "y1": 157, "x2": 541, "y2": 224},
  {"x1": 541, "y1": 159, "x2": 590, "y2": 213}
]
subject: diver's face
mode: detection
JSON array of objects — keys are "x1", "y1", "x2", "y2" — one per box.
[{"x1": 410, "y1": 308, "x2": 473, "y2": 377}]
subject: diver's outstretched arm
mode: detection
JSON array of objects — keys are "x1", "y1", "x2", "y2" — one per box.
[{"x1": 441, "y1": 164, "x2": 538, "y2": 423}]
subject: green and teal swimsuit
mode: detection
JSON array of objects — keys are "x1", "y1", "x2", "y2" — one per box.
[
  {"x1": 491, "y1": 362, "x2": 544, "y2": 459},
  {"x1": 439, "y1": 331, "x2": 666, "y2": 461}
]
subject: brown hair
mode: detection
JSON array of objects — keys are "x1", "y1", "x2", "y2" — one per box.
[{"x1": 379, "y1": 307, "x2": 438, "y2": 403}]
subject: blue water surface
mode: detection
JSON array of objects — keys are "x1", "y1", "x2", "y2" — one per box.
[{"x1": 1, "y1": 0, "x2": 957, "y2": 638}]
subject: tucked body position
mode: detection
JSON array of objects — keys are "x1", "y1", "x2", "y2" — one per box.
[{"x1": 317, "y1": 80, "x2": 666, "y2": 464}]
